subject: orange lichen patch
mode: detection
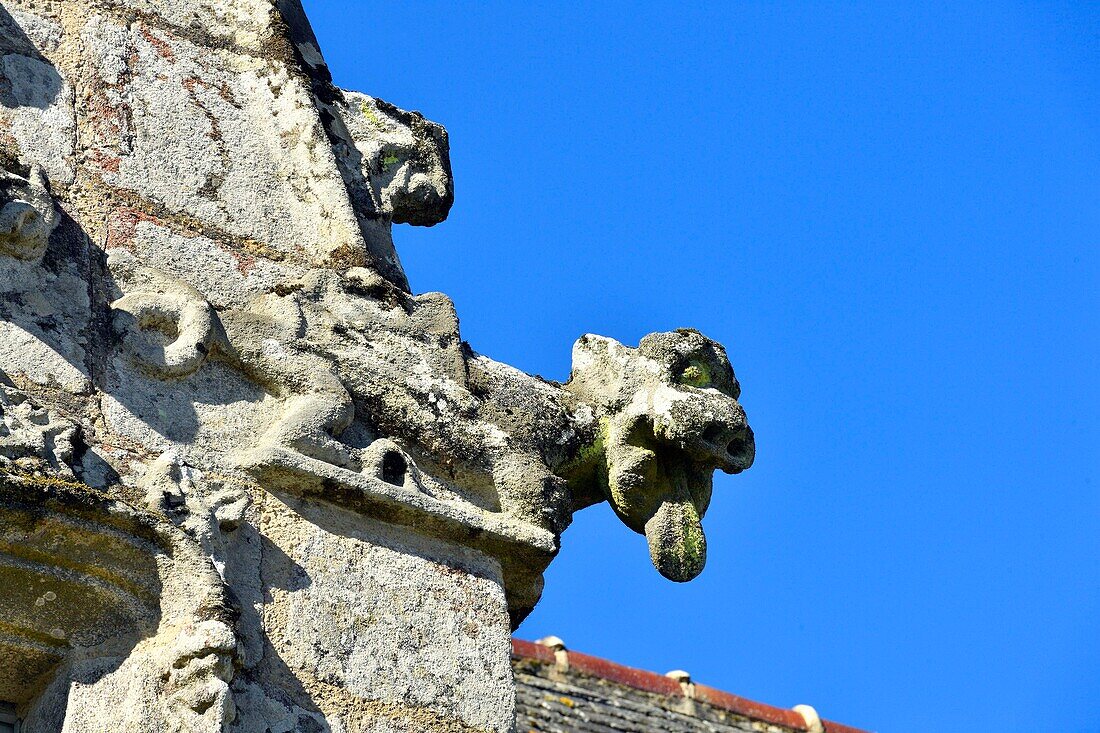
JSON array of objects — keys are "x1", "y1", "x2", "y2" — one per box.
[
  {"x1": 139, "y1": 25, "x2": 176, "y2": 61},
  {"x1": 86, "y1": 149, "x2": 121, "y2": 174},
  {"x1": 236, "y1": 236, "x2": 286, "y2": 264},
  {"x1": 0, "y1": 469, "x2": 91, "y2": 491},
  {"x1": 105, "y1": 208, "x2": 167, "y2": 253},
  {"x1": 325, "y1": 242, "x2": 367, "y2": 270}
]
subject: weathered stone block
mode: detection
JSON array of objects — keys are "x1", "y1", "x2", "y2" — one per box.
[
  {"x1": 254, "y1": 496, "x2": 514, "y2": 732},
  {"x1": 79, "y1": 13, "x2": 363, "y2": 266}
]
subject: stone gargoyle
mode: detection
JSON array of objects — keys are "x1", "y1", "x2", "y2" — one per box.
[
  {"x1": 0, "y1": 16, "x2": 753, "y2": 627},
  {"x1": 0, "y1": 4, "x2": 758, "y2": 729},
  {"x1": 107, "y1": 91, "x2": 755, "y2": 619}
]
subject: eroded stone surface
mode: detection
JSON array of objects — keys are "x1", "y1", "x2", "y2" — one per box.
[
  {"x1": 255, "y1": 497, "x2": 514, "y2": 732},
  {"x1": 0, "y1": 1, "x2": 755, "y2": 731}
]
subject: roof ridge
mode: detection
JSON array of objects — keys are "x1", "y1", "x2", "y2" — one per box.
[{"x1": 511, "y1": 638, "x2": 872, "y2": 733}]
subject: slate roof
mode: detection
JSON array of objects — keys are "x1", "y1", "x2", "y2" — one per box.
[{"x1": 512, "y1": 638, "x2": 871, "y2": 733}]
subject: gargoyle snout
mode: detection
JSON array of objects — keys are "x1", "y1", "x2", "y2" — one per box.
[
  {"x1": 390, "y1": 171, "x2": 453, "y2": 226},
  {"x1": 657, "y1": 395, "x2": 755, "y2": 473},
  {"x1": 700, "y1": 422, "x2": 755, "y2": 475}
]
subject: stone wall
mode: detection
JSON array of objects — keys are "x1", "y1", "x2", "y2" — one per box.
[{"x1": 0, "y1": 1, "x2": 760, "y2": 730}]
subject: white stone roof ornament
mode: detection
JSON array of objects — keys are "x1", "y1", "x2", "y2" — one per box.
[{"x1": 795, "y1": 704, "x2": 827, "y2": 733}]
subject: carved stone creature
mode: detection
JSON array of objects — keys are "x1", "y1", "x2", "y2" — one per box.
[
  {"x1": 317, "y1": 89, "x2": 456, "y2": 289},
  {"x1": 112, "y1": 264, "x2": 755, "y2": 591},
  {"x1": 161, "y1": 618, "x2": 240, "y2": 732},
  {"x1": 103, "y1": 82, "x2": 755, "y2": 601},
  {"x1": 469, "y1": 328, "x2": 755, "y2": 586},
  {"x1": 0, "y1": 162, "x2": 57, "y2": 261},
  {"x1": 0, "y1": 2, "x2": 760, "y2": 728},
  {"x1": 560, "y1": 330, "x2": 754, "y2": 582},
  {"x1": 337, "y1": 92, "x2": 454, "y2": 228}
]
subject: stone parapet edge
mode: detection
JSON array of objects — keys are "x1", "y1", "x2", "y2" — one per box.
[{"x1": 511, "y1": 638, "x2": 871, "y2": 733}]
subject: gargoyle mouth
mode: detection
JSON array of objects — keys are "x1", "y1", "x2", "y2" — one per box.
[
  {"x1": 604, "y1": 422, "x2": 715, "y2": 583},
  {"x1": 644, "y1": 484, "x2": 708, "y2": 583}
]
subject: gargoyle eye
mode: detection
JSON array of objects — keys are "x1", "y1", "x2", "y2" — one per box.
[{"x1": 678, "y1": 362, "x2": 711, "y2": 388}]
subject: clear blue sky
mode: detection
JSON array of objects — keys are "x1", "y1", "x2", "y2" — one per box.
[{"x1": 302, "y1": 3, "x2": 1098, "y2": 732}]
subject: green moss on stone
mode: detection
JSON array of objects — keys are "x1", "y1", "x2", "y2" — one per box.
[
  {"x1": 359, "y1": 101, "x2": 386, "y2": 130},
  {"x1": 678, "y1": 359, "x2": 713, "y2": 388}
]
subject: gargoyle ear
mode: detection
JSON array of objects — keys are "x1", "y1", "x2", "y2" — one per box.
[
  {"x1": 570, "y1": 334, "x2": 613, "y2": 371},
  {"x1": 568, "y1": 334, "x2": 628, "y2": 397}
]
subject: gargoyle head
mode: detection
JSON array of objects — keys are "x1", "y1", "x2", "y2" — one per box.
[
  {"x1": 0, "y1": 164, "x2": 57, "y2": 261},
  {"x1": 343, "y1": 93, "x2": 454, "y2": 227},
  {"x1": 563, "y1": 329, "x2": 754, "y2": 582}
]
